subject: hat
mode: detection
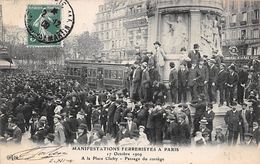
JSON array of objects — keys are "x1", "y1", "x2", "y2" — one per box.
[
  {"x1": 78, "y1": 123, "x2": 88, "y2": 130},
  {"x1": 92, "y1": 124, "x2": 102, "y2": 131},
  {"x1": 39, "y1": 116, "x2": 47, "y2": 122},
  {"x1": 194, "y1": 44, "x2": 199, "y2": 49},
  {"x1": 55, "y1": 99, "x2": 62, "y2": 105},
  {"x1": 119, "y1": 122, "x2": 127, "y2": 126},
  {"x1": 241, "y1": 102, "x2": 248, "y2": 106},
  {"x1": 229, "y1": 65, "x2": 235, "y2": 71},
  {"x1": 153, "y1": 41, "x2": 161, "y2": 46},
  {"x1": 220, "y1": 63, "x2": 226, "y2": 67},
  {"x1": 199, "y1": 118, "x2": 208, "y2": 125},
  {"x1": 46, "y1": 133, "x2": 55, "y2": 141},
  {"x1": 209, "y1": 59, "x2": 216, "y2": 64},
  {"x1": 169, "y1": 62, "x2": 175, "y2": 68},
  {"x1": 167, "y1": 114, "x2": 176, "y2": 120},
  {"x1": 244, "y1": 133, "x2": 254, "y2": 137},
  {"x1": 110, "y1": 95, "x2": 116, "y2": 101},
  {"x1": 203, "y1": 55, "x2": 208, "y2": 58},
  {"x1": 207, "y1": 103, "x2": 213, "y2": 109},
  {"x1": 11, "y1": 117, "x2": 18, "y2": 124},
  {"x1": 53, "y1": 114, "x2": 62, "y2": 120},
  {"x1": 180, "y1": 47, "x2": 186, "y2": 51},
  {"x1": 215, "y1": 126, "x2": 222, "y2": 131},
  {"x1": 78, "y1": 111, "x2": 85, "y2": 115},
  {"x1": 139, "y1": 125, "x2": 145, "y2": 129},
  {"x1": 126, "y1": 113, "x2": 133, "y2": 119},
  {"x1": 142, "y1": 62, "x2": 148, "y2": 67},
  {"x1": 199, "y1": 94, "x2": 205, "y2": 100},
  {"x1": 178, "y1": 103, "x2": 188, "y2": 108}
]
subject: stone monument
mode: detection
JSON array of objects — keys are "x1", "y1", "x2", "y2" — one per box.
[{"x1": 146, "y1": 0, "x2": 223, "y2": 83}]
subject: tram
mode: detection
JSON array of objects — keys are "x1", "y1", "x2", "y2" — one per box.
[{"x1": 65, "y1": 59, "x2": 131, "y2": 89}]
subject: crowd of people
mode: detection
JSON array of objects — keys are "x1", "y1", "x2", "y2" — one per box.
[{"x1": 0, "y1": 42, "x2": 260, "y2": 147}]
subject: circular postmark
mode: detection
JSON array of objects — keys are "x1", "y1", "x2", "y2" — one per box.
[{"x1": 25, "y1": 0, "x2": 75, "y2": 44}]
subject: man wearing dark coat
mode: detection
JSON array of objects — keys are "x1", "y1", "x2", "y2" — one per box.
[
  {"x1": 107, "y1": 95, "x2": 117, "y2": 138},
  {"x1": 190, "y1": 94, "x2": 207, "y2": 136},
  {"x1": 207, "y1": 59, "x2": 219, "y2": 103},
  {"x1": 216, "y1": 63, "x2": 228, "y2": 107},
  {"x1": 151, "y1": 103, "x2": 165, "y2": 145},
  {"x1": 177, "y1": 115, "x2": 191, "y2": 146},
  {"x1": 169, "y1": 62, "x2": 178, "y2": 104},
  {"x1": 131, "y1": 63, "x2": 142, "y2": 101},
  {"x1": 178, "y1": 64, "x2": 189, "y2": 103},
  {"x1": 237, "y1": 65, "x2": 249, "y2": 104},
  {"x1": 196, "y1": 60, "x2": 209, "y2": 97},
  {"x1": 188, "y1": 44, "x2": 201, "y2": 64},
  {"x1": 141, "y1": 62, "x2": 150, "y2": 102},
  {"x1": 115, "y1": 122, "x2": 130, "y2": 144},
  {"x1": 224, "y1": 103, "x2": 242, "y2": 145},
  {"x1": 187, "y1": 63, "x2": 199, "y2": 101},
  {"x1": 7, "y1": 118, "x2": 22, "y2": 144},
  {"x1": 63, "y1": 111, "x2": 79, "y2": 144},
  {"x1": 226, "y1": 65, "x2": 238, "y2": 106},
  {"x1": 202, "y1": 103, "x2": 215, "y2": 141}
]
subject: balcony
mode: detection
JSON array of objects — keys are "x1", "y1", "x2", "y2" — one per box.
[
  {"x1": 252, "y1": 19, "x2": 259, "y2": 24},
  {"x1": 230, "y1": 22, "x2": 236, "y2": 27},
  {"x1": 240, "y1": 21, "x2": 247, "y2": 26},
  {"x1": 157, "y1": 0, "x2": 223, "y2": 10}
]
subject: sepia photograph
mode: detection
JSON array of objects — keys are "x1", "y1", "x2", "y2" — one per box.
[{"x1": 0, "y1": 0, "x2": 260, "y2": 164}]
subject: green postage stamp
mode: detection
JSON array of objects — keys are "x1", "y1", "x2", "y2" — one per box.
[{"x1": 25, "y1": 0, "x2": 75, "y2": 47}]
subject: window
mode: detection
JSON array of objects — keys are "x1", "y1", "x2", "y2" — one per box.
[
  {"x1": 253, "y1": 9, "x2": 259, "y2": 20},
  {"x1": 106, "y1": 23, "x2": 109, "y2": 29},
  {"x1": 137, "y1": 5, "x2": 142, "y2": 13},
  {"x1": 232, "y1": 14, "x2": 237, "y2": 23},
  {"x1": 231, "y1": 0, "x2": 235, "y2": 10},
  {"x1": 112, "y1": 22, "x2": 114, "y2": 28},
  {"x1": 112, "y1": 41, "x2": 115, "y2": 48},
  {"x1": 106, "y1": 32, "x2": 109, "y2": 39},
  {"x1": 252, "y1": 47, "x2": 258, "y2": 55},
  {"x1": 242, "y1": 12, "x2": 247, "y2": 22},
  {"x1": 101, "y1": 24, "x2": 104, "y2": 31},
  {"x1": 252, "y1": 29, "x2": 259, "y2": 38},
  {"x1": 241, "y1": 29, "x2": 246, "y2": 39}
]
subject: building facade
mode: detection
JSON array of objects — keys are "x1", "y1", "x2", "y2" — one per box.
[
  {"x1": 222, "y1": 0, "x2": 260, "y2": 57},
  {"x1": 123, "y1": 0, "x2": 148, "y2": 57},
  {"x1": 94, "y1": 0, "x2": 148, "y2": 62},
  {"x1": 0, "y1": 5, "x2": 3, "y2": 43}
]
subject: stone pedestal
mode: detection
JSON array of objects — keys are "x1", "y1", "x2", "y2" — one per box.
[{"x1": 146, "y1": 0, "x2": 223, "y2": 83}]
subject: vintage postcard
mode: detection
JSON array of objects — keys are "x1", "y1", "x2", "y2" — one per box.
[{"x1": 0, "y1": 0, "x2": 260, "y2": 164}]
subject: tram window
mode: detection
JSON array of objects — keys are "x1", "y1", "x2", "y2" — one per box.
[
  {"x1": 111, "y1": 70, "x2": 117, "y2": 79},
  {"x1": 70, "y1": 68, "x2": 73, "y2": 75},
  {"x1": 104, "y1": 70, "x2": 109, "y2": 78},
  {"x1": 87, "y1": 69, "x2": 91, "y2": 77},
  {"x1": 118, "y1": 70, "x2": 123, "y2": 79},
  {"x1": 92, "y1": 69, "x2": 97, "y2": 77}
]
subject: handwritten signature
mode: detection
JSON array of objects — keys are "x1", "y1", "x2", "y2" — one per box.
[{"x1": 7, "y1": 146, "x2": 68, "y2": 161}]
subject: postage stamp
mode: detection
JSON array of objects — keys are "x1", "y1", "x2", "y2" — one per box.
[{"x1": 25, "y1": 0, "x2": 75, "y2": 47}]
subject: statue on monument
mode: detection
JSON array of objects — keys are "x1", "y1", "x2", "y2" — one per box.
[
  {"x1": 166, "y1": 15, "x2": 188, "y2": 53},
  {"x1": 201, "y1": 14, "x2": 220, "y2": 55}
]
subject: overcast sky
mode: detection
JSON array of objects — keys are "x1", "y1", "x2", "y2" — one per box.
[{"x1": 0, "y1": 0, "x2": 103, "y2": 35}]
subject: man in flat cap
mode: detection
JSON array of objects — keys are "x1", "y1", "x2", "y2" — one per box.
[
  {"x1": 207, "y1": 58, "x2": 219, "y2": 103},
  {"x1": 188, "y1": 44, "x2": 201, "y2": 64},
  {"x1": 237, "y1": 65, "x2": 249, "y2": 105},
  {"x1": 169, "y1": 62, "x2": 178, "y2": 104},
  {"x1": 141, "y1": 62, "x2": 151, "y2": 102},
  {"x1": 226, "y1": 65, "x2": 238, "y2": 106},
  {"x1": 203, "y1": 103, "x2": 215, "y2": 141},
  {"x1": 53, "y1": 114, "x2": 65, "y2": 145},
  {"x1": 224, "y1": 103, "x2": 242, "y2": 145},
  {"x1": 153, "y1": 41, "x2": 166, "y2": 82},
  {"x1": 216, "y1": 63, "x2": 228, "y2": 107}
]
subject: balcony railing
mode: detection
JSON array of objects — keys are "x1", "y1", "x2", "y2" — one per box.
[
  {"x1": 157, "y1": 0, "x2": 223, "y2": 10},
  {"x1": 252, "y1": 19, "x2": 259, "y2": 24}
]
